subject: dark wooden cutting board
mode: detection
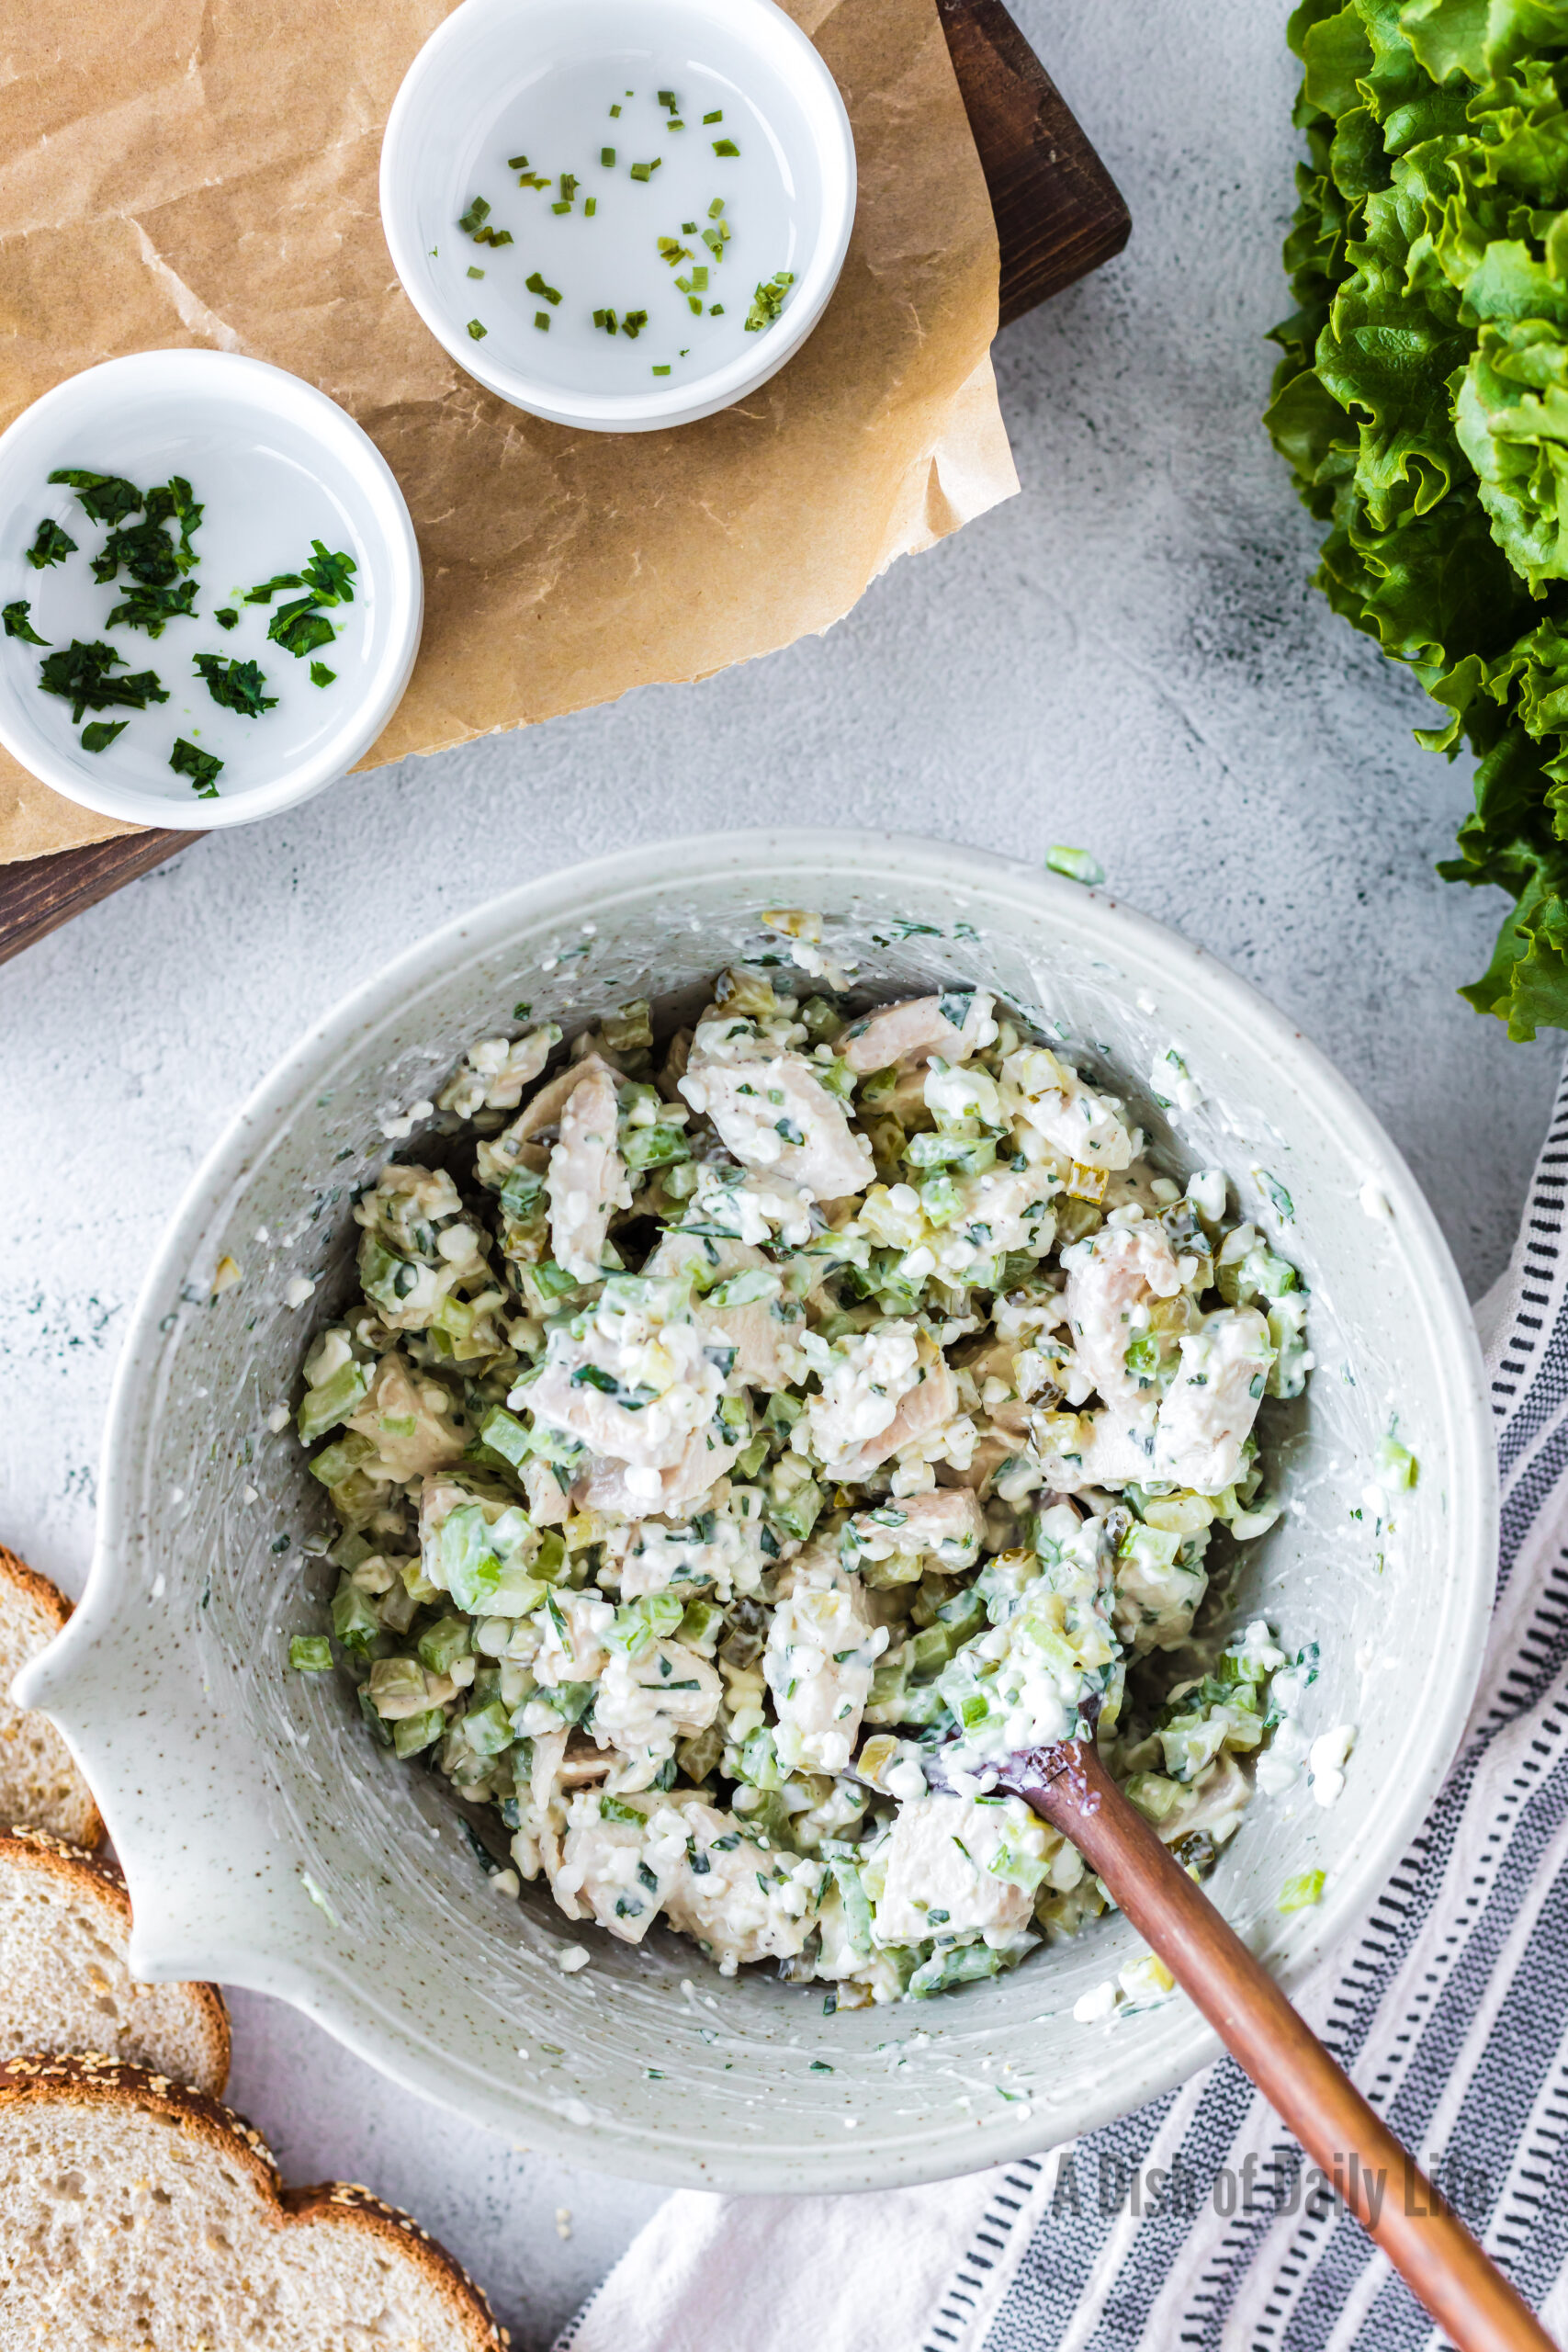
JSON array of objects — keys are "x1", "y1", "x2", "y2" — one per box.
[{"x1": 0, "y1": 0, "x2": 1128, "y2": 970}]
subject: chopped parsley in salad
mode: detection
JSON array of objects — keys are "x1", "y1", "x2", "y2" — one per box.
[{"x1": 292, "y1": 961, "x2": 1318, "y2": 2005}]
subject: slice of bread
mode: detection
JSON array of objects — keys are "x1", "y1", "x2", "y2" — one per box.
[
  {"x1": 0, "y1": 1831, "x2": 229, "y2": 2096},
  {"x1": 0, "y1": 2054, "x2": 509, "y2": 2348},
  {"x1": 0, "y1": 1547, "x2": 103, "y2": 1849}
]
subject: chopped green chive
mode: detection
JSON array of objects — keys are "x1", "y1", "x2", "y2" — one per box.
[
  {"x1": 660, "y1": 237, "x2": 693, "y2": 265},
  {"x1": 584, "y1": 197, "x2": 597, "y2": 217},
  {"x1": 708, "y1": 303, "x2": 724, "y2": 315},
  {"x1": 310, "y1": 661, "x2": 336, "y2": 687},
  {"x1": 81, "y1": 719, "x2": 127, "y2": 752},
  {"x1": 704, "y1": 109, "x2": 723, "y2": 124},
  {"x1": 214, "y1": 607, "x2": 239, "y2": 630},
  {"x1": 170, "y1": 736, "x2": 222, "y2": 796},
  {"x1": 692, "y1": 266, "x2": 708, "y2": 289},
  {"x1": 26, "y1": 517, "x2": 77, "y2": 570},
  {"x1": 525, "y1": 271, "x2": 561, "y2": 304},
  {"x1": 669, "y1": 119, "x2": 683, "y2": 130},
  {"x1": 687, "y1": 294, "x2": 702, "y2": 313},
  {"x1": 744, "y1": 270, "x2": 795, "y2": 332},
  {"x1": 468, "y1": 265, "x2": 485, "y2": 278},
  {"x1": 629, "y1": 159, "x2": 661, "y2": 181},
  {"x1": 507, "y1": 153, "x2": 530, "y2": 169},
  {"x1": 535, "y1": 310, "x2": 550, "y2": 330},
  {"x1": 593, "y1": 307, "x2": 616, "y2": 333},
  {"x1": 290, "y1": 1634, "x2": 333, "y2": 1672},
  {"x1": 561, "y1": 174, "x2": 578, "y2": 199},
  {"x1": 551, "y1": 199, "x2": 571, "y2": 213},
  {"x1": 517, "y1": 171, "x2": 550, "y2": 189},
  {"x1": 602, "y1": 146, "x2": 616, "y2": 167},
  {"x1": 682, "y1": 219, "x2": 698, "y2": 233},
  {"x1": 468, "y1": 318, "x2": 488, "y2": 339},
  {"x1": 713, "y1": 138, "x2": 739, "y2": 157},
  {"x1": 709, "y1": 198, "x2": 725, "y2": 217},
  {"x1": 457, "y1": 195, "x2": 491, "y2": 233},
  {"x1": 609, "y1": 103, "x2": 621, "y2": 117},
  {"x1": 652, "y1": 364, "x2": 671, "y2": 375},
  {"x1": 623, "y1": 309, "x2": 648, "y2": 338},
  {"x1": 2, "y1": 600, "x2": 47, "y2": 645},
  {"x1": 658, "y1": 88, "x2": 676, "y2": 107}
]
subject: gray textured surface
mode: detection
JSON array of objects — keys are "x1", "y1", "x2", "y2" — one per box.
[{"x1": 0, "y1": 0, "x2": 1559, "y2": 2342}]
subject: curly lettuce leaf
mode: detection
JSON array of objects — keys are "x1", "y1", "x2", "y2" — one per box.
[{"x1": 1269, "y1": 0, "x2": 1568, "y2": 1035}]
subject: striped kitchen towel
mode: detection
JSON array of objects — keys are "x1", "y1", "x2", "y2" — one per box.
[{"x1": 556, "y1": 1066, "x2": 1568, "y2": 2352}]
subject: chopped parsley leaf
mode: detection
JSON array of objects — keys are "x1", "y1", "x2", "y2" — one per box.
[
  {"x1": 38, "y1": 639, "x2": 168, "y2": 722},
  {"x1": 106, "y1": 579, "x2": 198, "y2": 637},
  {"x1": 310, "y1": 660, "x2": 336, "y2": 687},
  {"x1": 2, "y1": 601, "x2": 46, "y2": 646},
  {"x1": 48, "y1": 468, "x2": 142, "y2": 525},
  {"x1": 194, "y1": 651, "x2": 277, "y2": 717},
  {"x1": 170, "y1": 736, "x2": 223, "y2": 796},
  {"x1": 81, "y1": 719, "x2": 128, "y2": 752},
  {"x1": 27, "y1": 518, "x2": 77, "y2": 570},
  {"x1": 214, "y1": 607, "x2": 240, "y2": 630}
]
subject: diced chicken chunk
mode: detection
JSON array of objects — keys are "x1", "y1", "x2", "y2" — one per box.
[
  {"x1": 551, "y1": 1795, "x2": 693, "y2": 1943},
  {"x1": 764, "y1": 1554, "x2": 886, "y2": 1774},
  {"x1": 1003, "y1": 1045, "x2": 1134, "y2": 1170},
  {"x1": 344, "y1": 1353, "x2": 466, "y2": 1481},
  {"x1": 1112, "y1": 1539, "x2": 1209, "y2": 1654},
  {"x1": 839, "y1": 991, "x2": 996, "y2": 1075},
  {"x1": 681, "y1": 1043, "x2": 874, "y2": 1202},
  {"x1": 546, "y1": 1065, "x2": 632, "y2": 1283},
  {"x1": 514, "y1": 1051, "x2": 623, "y2": 1143},
  {"x1": 661, "y1": 1804, "x2": 818, "y2": 1971},
  {"x1": 526, "y1": 1308, "x2": 722, "y2": 1475},
  {"x1": 576, "y1": 1422, "x2": 742, "y2": 1518},
  {"x1": 1064, "y1": 1221, "x2": 1184, "y2": 1409},
  {"x1": 1153, "y1": 1307, "x2": 1273, "y2": 1492},
  {"x1": 588, "y1": 1641, "x2": 722, "y2": 1772},
  {"x1": 874, "y1": 1794, "x2": 1034, "y2": 1945},
  {"x1": 833, "y1": 1340, "x2": 959, "y2": 1485},
  {"x1": 645, "y1": 1230, "x2": 804, "y2": 1393},
  {"x1": 439, "y1": 1026, "x2": 558, "y2": 1119},
  {"x1": 534, "y1": 1591, "x2": 615, "y2": 1688},
  {"x1": 848, "y1": 1486, "x2": 985, "y2": 1570}
]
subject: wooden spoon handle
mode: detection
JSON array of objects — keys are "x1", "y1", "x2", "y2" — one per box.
[{"x1": 1019, "y1": 1744, "x2": 1555, "y2": 2352}]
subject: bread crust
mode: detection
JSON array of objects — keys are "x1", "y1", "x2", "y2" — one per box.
[
  {"x1": 0, "y1": 2054, "x2": 509, "y2": 2347},
  {"x1": 0, "y1": 1830, "x2": 231, "y2": 2094},
  {"x1": 0, "y1": 1547, "x2": 105, "y2": 1851}
]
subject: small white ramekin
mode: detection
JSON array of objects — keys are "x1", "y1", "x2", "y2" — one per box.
[
  {"x1": 379, "y1": 0, "x2": 856, "y2": 433},
  {"x1": 0, "y1": 352, "x2": 423, "y2": 831}
]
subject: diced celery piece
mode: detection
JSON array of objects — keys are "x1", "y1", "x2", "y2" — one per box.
[
  {"x1": 393, "y1": 1707, "x2": 446, "y2": 1758},
  {"x1": 769, "y1": 1468, "x2": 823, "y2": 1542},
  {"x1": 289, "y1": 1634, "x2": 333, "y2": 1672},
  {"x1": 417, "y1": 1614, "x2": 472, "y2": 1673},
  {"x1": 679, "y1": 1598, "x2": 725, "y2": 1653},
  {"x1": 331, "y1": 1579, "x2": 380, "y2": 1650},
  {"x1": 623, "y1": 1124, "x2": 692, "y2": 1171},
  {"x1": 919, "y1": 1173, "x2": 963, "y2": 1227},
  {"x1": 463, "y1": 1697, "x2": 513, "y2": 1755},
  {"x1": 309, "y1": 1431, "x2": 376, "y2": 1488},
  {"x1": 499, "y1": 1167, "x2": 545, "y2": 1217},
  {"x1": 909, "y1": 1941, "x2": 1006, "y2": 1996},
  {"x1": 361, "y1": 1235, "x2": 421, "y2": 1314},
  {"x1": 609, "y1": 1591, "x2": 683, "y2": 1657},
  {"x1": 736, "y1": 1433, "x2": 771, "y2": 1478},
  {"x1": 297, "y1": 1357, "x2": 372, "y2": 1444},
  {"x1": 739, "y1": 1726, "x2": 784, "y2": 1788},
  {"x1": 1278, "y1": 1867, "x2": 1325, "y2": 1913}
]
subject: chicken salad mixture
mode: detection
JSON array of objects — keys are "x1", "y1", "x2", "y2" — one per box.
[{"x1": 293, "y1": 961, "x2": 1315, "y2": 2005}]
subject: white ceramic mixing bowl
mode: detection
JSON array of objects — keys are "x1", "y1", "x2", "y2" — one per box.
[{"x1": 17, "y1": 829, "x2": 1495, "y2": 2190}]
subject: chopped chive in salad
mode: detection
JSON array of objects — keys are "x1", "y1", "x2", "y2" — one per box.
[
  {"x1": 584, "y1": 198, "x2": 597, "y2": 218},
  {"x1": 602, "y1": 147, "x2": 616, "y2": 167},
  {"x1": 712, "y1": 138, "x2": 739, "y2": 158},
  {"x1": 525, "y1": 272, "x2": 561, "y2": 306},
  {"x1": 468, "y1": 318, "x2": 487, "y2": 340},
  {"x1": 170, "y1": 736, "x2": 222, "y2": 796},
  {"x1": 629, "y1": 159, "x2": 662, "y2": 182},
  {"x1": 652, "y1": 364, "x2": 671, "y2": 375},
  {"x1": 468, "y1": 265, "x2": 485, "y2": 279},
  {"x1": 535, "y1": 311, "x2": 551, "y2": 332},
  {"x1": 288, "y1": 956, "x2": 1320, "y2": 2003},
  {"x1": 704, "y1": 109, "x2": 723, "y2": 125}
]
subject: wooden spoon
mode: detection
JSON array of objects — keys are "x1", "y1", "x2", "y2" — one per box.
[{"x1": 997, "y1": 1737, "x2": 1555, "y2": 2352}]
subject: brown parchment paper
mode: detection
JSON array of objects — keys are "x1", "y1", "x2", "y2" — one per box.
[{"x1": 0, "y1": 0, "x2": 1017, "y2": 863}]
